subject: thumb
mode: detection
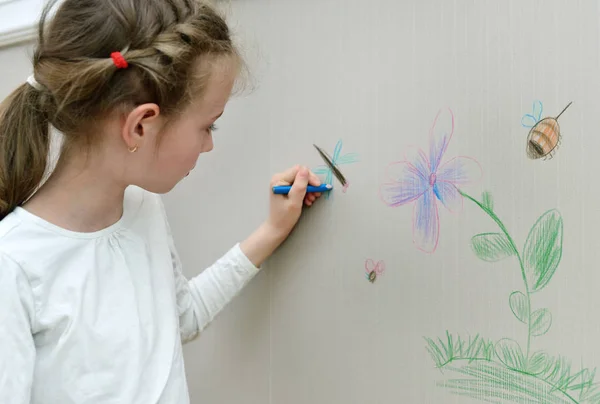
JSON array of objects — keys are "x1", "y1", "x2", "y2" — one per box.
[{"x1": 288, "y1": 166, "x2": 309, "y2": 202}]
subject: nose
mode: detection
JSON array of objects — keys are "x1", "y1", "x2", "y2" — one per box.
[{"x1": 203, "y1": 135, "x2": 214, "y2": 153}]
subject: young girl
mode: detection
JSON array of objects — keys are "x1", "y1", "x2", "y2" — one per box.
[{"x1": 0, "y1": 0, "x2": 323, "y2": 402}]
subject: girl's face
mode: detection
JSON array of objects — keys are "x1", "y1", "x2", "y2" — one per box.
[{"x1": 132, "y1": 58, "x2": 237, "y2": 194}]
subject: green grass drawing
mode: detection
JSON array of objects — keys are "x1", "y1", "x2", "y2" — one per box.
[{"x1": 424, "y1": 190, "x2": 600, "y2": 403}]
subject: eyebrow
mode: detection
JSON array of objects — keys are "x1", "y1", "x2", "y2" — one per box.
[{"x1": 213, "y1": 111, "x2": 224, "y2": 120}]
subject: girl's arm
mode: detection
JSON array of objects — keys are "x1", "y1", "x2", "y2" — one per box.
[
  {"x1": 240, "y1": 165, "x2": 320, "y2": 267},
  {"x1": 163, "y1": 165, "x2": 321, "y2": 343},
  {"x1": 157, "y1": 194, "x2": 258, "y2": 343},
  {"x1": 174, "y1": 242, "x2": 260, "y2": 342}
]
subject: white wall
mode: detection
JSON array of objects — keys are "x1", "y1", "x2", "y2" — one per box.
[
  {"x1": 0, "y1": 44, "x2": 33, "y2": 96},
  {"x1": 0, "y1": 0, "x2": 47, "y2": 48}
]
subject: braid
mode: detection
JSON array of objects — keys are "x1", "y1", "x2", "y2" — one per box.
[
  {"x1": 30, "y1": 0, "x2": 240, "y2": 134},
  {"x1": 129, "y1": 4, "x2": 232, "y2": 71}
]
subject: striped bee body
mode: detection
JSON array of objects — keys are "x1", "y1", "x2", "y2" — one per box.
[
  {"x1": 524, "y1": 101, "x2": 572, "y2": 160},
  {"x1": 526, "y1": 118, "x2": 561, "y2": 160}
]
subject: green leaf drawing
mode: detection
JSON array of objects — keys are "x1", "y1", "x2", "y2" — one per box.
[
  {"x1": 527, "y1": 351, "x2": 551, "y2": 375},
  {"x1": 523, "y1": 209, "x2": 563, "y2": 292},
  {"x1": 509, "y1": 291, "x2": 529, "y2": 324},
  {"x1": 424, "y1": 331, "x2": 494, "y2": 368},
  {"x1": 440, "y1": 361, "x2": 584, "y2": 404},
  {"x1": 471, "y1": 233, "x2": 516, "y2": 262},
  {"x1": 495, "y1": 338, "x2": 525, "y2": 371},
  {"x1": 425, "y1": 331, "x2": 600, "y2": 403},
  {"x1": 429, "y1": 192, "x2": 596, "y2": 403},
  {"x1": 530, "y1": 308, "x2": 552, "y2": 336},
  {"x1": 482, "y1": 191, "x2": 494, "y2": 211}
]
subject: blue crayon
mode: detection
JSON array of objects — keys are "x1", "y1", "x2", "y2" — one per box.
[{"x1": 272, "y1": 184, "x2": 333, "y2": 195}]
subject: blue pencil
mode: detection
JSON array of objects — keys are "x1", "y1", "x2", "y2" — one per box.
[{"x1": 272, "y1": 184, "x2": 333, "y2": 195}]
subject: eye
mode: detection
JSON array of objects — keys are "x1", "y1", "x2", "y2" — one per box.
[{"x1": 209, "y1": 123, "x2": 218, "y2": 132}]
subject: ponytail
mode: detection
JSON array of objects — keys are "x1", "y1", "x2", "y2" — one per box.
[
  {"x1": 0, "y1": 83, "x2": 50, "y2": 219},
  {"x1": 0, "y1": 0, "x2": 245, "y2": 221}
]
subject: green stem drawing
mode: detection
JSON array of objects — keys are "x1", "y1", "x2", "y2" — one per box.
[
  {"x1": 459, "y1": 190, "x2": 534, "y2": 361},
  {"x1": 425, "y1": 190, "x2": 600, "y2": 403}
]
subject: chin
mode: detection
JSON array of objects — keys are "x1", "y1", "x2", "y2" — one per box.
[
  {"x1": 132, "y1": 169, "x2": 192, "y2": 194},
  {"x1": 133, "y1": 180, "x2": 178, "y2": 195}
]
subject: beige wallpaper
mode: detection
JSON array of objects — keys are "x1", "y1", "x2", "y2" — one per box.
[
  {"x1": 6, "y1": 1, "x2": 600, "y2": 403},
  {"x1": 0, "y1": 43, "x2": 34, "y2": 99}
]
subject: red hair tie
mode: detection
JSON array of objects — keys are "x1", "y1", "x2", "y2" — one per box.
[{"x1": 111, "y1": 51, "x2": 129, "y2": 69}]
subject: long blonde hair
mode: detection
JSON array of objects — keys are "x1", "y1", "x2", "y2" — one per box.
[{"x1": 0, "y1": 0, "x2": 242, "y2": 219}]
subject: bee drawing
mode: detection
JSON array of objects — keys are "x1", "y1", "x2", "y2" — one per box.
[
  {"x1": 365, "y1": 259, "x2": 385, "y2": 283},
  {"x1": 521, "y1": 100, "x2": 572, "y2": 160}
]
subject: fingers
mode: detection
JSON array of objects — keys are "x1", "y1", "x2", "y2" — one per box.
[
  {"x1": 270, "y1": 164, "x2": 324, "y2": 206},
  {"x1": 308, "y1": 171, "x2": 321, "y2": 186},
  {"x1": 271, "y1": 165, "x2": 322, "y2": 186},
  {"x1": 288, "y1": 166, "x2": 310, "y2": 202},
  {"x1": 304, "y1": 192, "x2": 319, "y2": 206},
  {"x1": 271, "y1": 165, "x2": 300, "y2": 186}
]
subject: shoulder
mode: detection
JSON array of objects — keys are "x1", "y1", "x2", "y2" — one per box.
[
  {"x1": 0, "y1": 250, "x2": 36, "y2": 323},
  {"x1": 0, "y1": 208, "x2": 39, "y2": 260},
  {"x1": 0, "y1": 208, "x2": 26, "y2": 241},
  {"x1": 0, "y1": 250, "x2": 30, "y2": 289},
  {"x1": 0, "y1": 250, "x2": 28, "y2": 282}
]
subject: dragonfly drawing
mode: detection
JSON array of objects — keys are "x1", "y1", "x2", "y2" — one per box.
[{"x1": 312, "y1": 139, "x2": 359, "y2": 198}]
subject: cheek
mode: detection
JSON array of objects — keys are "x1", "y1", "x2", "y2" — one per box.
[
  {"x1": 180, "y1": 131, "x2": 205, "y2": 156},
  {"x1": 156, "y1": 129, "x2": 210, "y2": 169},
  {"x1": 154, "y1": 137, "x2": 195, "y2": 170}
]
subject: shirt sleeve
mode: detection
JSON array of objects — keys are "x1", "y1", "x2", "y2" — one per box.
[
  {"x1": 0, "y1": 252, "x2": 36, "y2": 404},
  {"x1": 156, "y1": 195, "x2": 261, "y2": 343}
]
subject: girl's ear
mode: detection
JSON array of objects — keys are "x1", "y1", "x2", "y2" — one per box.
[{"x1": 121, "y1": 103, "x2": 162, "y2": 151}]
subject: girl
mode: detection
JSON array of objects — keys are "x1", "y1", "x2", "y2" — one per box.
[{"x1": 0, "y1": 0, "x2": 323, "y2": 402}]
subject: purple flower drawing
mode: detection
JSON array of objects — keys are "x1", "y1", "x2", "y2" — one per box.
[{"x1": 379, "y1": 108, "x2": 482, "y2": 253}]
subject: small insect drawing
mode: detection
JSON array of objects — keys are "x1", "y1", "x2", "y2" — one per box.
[
  {"x1": 521, "y1": 100, "x2": 572, "y2": 160},
  {"x1": 313, "y1": 139, "x2": 358, "y2": 199},
  {"x1": 365, "y1": 259, "x2": 385, "y2": 283}
]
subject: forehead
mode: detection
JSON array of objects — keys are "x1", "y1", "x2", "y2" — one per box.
[{"x1": 188, "y1": 56, "x2": 238, "y2": 116}]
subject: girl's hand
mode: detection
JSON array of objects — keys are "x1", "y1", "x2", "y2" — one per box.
[
  {"x1": 240, "y1": 166, "x2": 321, "y2": 267},
  {"x1": 266, "y1": 165, "x2": 323, "y2": 239},
  {"x1": 240, "y1": 165, "x2": 323, "y2": 268}
]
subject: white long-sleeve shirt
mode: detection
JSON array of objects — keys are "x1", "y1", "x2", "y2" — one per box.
[{"x1": 0, "y1": 185, "x2": 260, "y2": 403}]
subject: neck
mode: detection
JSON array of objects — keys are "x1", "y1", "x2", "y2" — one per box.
[{"x1": 22, "y1": 149, "x2": 127, "y2": 233}]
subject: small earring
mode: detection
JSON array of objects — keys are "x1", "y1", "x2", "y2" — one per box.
[{"x1": 128, "y1": 145, "x2": 138, "y2": 153}]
